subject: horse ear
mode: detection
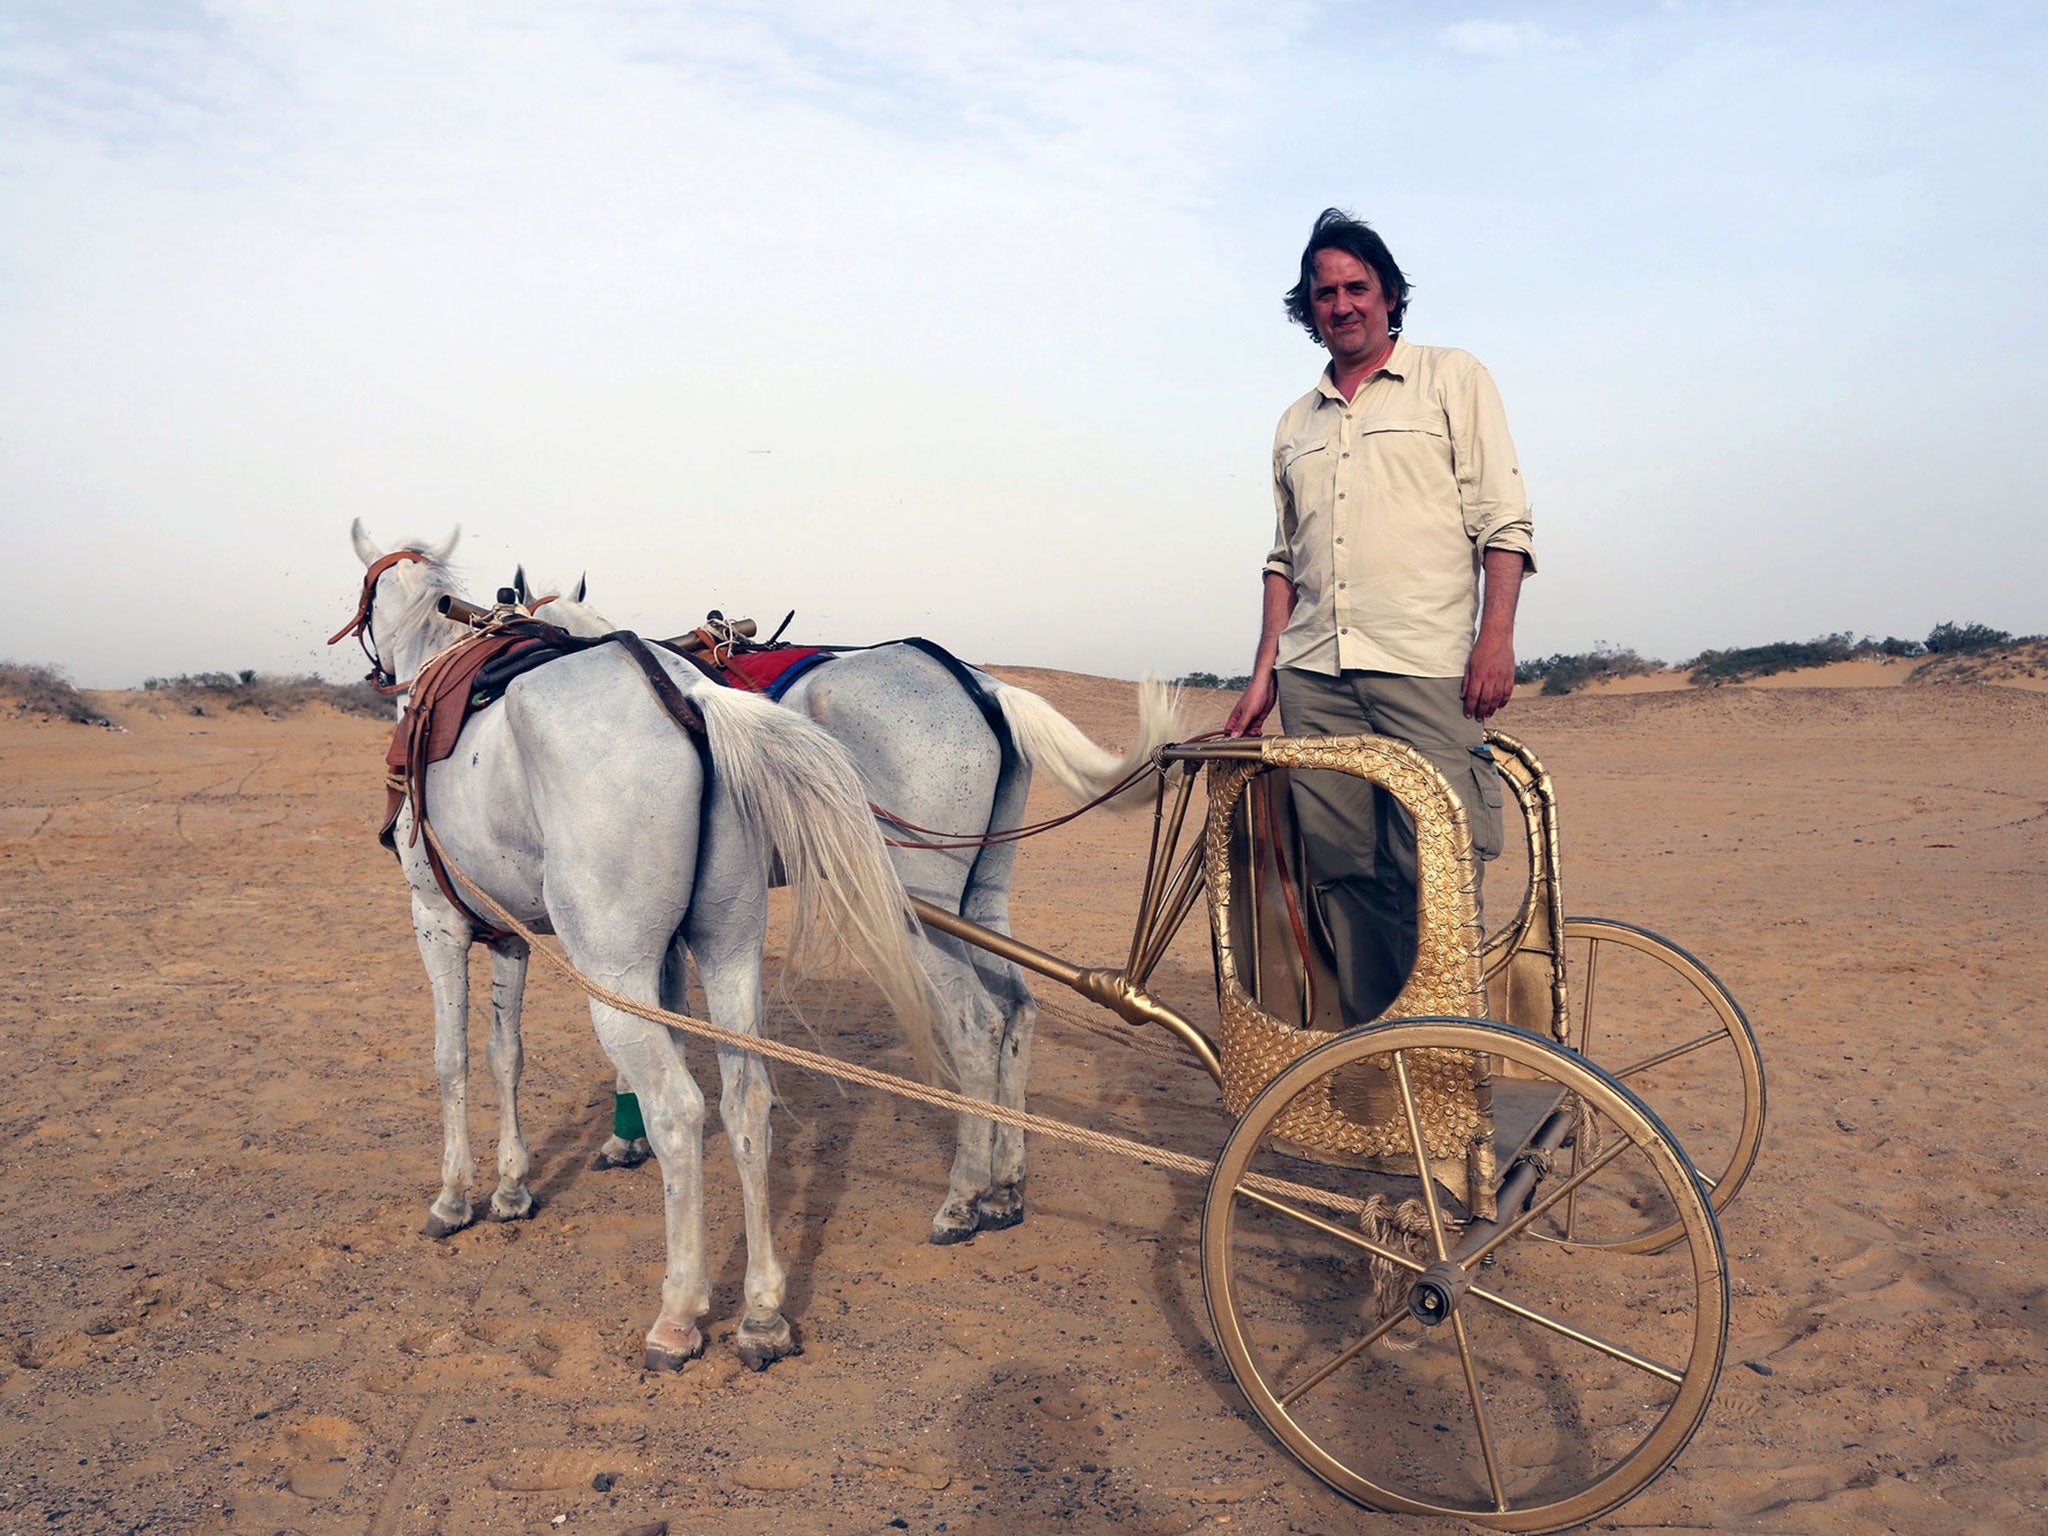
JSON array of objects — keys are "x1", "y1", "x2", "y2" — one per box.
[
  {"x1": 573, "y1": 573, "x2": 587, "y2": 603},
  {"x1": 351, "y1": 519, "x2": 382, "y2": 567},
  {"x1": 427, "y1": 525, "x2": 461, "y2": 565},
  {"x1": 513, "y1": 565, "x2": 531, "y2": 604}
]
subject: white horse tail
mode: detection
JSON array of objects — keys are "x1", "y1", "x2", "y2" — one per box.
[
  {"x1": 691, "y1": 685, "x2": 949, "y2": 1082},
  {"x1": 991, "y1": 673, "x2": 1186, "y2": 808}
]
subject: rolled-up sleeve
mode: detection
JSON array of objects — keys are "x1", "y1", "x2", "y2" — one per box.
[
  {"x1": 1450, "y1": 360, "x2": 1537, "y2": 575},
  {"x1": 1263, "y1": 436, "x2": 1296, "y2": 579}
]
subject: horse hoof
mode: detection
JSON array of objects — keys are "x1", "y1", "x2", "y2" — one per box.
[
  {"x1": 736, "y1": 1319, "x2": 801, "y2": 1373},
  {"x1": 592, "y1": 1138, "x2": 652, "y2": 1171},
  {"x1": 421, "y1": 1209, "x2": 474, "y2": 1240},
  {"x1": 974, "y1": 1192, "x2": 1025, "y2": 1232},
  {"x1": 928, "y1": 1215, "x2": 977, "y2": 1246},
  {"x1": 643, "y1": 1326, "x2": 704, "y2": 1373},
  {"x1": 488, "y1": 1193, "x2": 536, "y2": 1223}
]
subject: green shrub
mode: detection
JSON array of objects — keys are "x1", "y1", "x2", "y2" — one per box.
[
  {"x1": 1923, "y1": 621, "x2": 2013, "y2": 654},
  {"x1": 1173, "y1": 670, "x2": 1252, "y2": 692},
  {"x1": 1686, "y1": 633, "x2": 1862, "y2": 685},
  {"x1": 1515, "y1": 645, "x2": 1662, "y2": 696}
]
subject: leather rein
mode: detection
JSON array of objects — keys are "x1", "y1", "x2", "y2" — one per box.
[{"x1": 328, "y1": 550, "x2": 432, "y2": 694}]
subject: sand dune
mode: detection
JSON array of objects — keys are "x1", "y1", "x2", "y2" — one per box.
[{"x1": 1, "y1": 672, "x2": 2044, "y2": 1533}]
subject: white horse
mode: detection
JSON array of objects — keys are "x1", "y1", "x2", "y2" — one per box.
[
  {"x1": 347, "y1": 524, "x2": 943, "y2": 1370},
  {"x1": 513, "y1": 570, "x2": 1184, "y2": 1243}
]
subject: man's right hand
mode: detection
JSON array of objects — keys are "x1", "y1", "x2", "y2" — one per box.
[{"x1": 1226, "y1": 670, "x2": 1277, "y2": 737}]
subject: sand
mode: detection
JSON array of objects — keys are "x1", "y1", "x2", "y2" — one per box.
[{"x1": 2, "y1": 671, "x2": 2044, "y2": 1534}]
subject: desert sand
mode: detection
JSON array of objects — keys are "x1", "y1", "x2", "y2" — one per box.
[{"x1": 2, "y1": 668, "x2": 2045, "y2": 1535}]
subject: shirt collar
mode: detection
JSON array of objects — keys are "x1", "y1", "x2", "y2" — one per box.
[{"x1": 1314, "y1": 335, "x2": 1412, "y2": 403}]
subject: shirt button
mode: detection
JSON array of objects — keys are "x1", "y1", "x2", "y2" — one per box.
[
  {"x1": 1337, "y1": 492, "x2": 1346, "y2": 500},
  {"x1": 1340, "y1": 452, "x2": 1348, "y2": 459},
  {"x1": 1335, "y1": 536, "x2": 1344, "y2": 544}
]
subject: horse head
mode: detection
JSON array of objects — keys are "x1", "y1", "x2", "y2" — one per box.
[{"x1": 335, "y1": 520, "x2": 465, "y2": 698}]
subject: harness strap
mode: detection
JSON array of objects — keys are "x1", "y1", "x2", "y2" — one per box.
[
  {"x1": 609, "y1": 631, "x2": 710, "y2": 739},
  {"x1": 898, "y1": 637, "x2": 1008, "y2": 742},
  {"x1": 329, "y1": 549, "x2": 431, "y2": 644},
  {"x1": 395, "y1": 626, "x2": 713, "y2": 947}
]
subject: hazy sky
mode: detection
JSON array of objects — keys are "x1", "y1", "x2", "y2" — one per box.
[{"x1": 4, "y1": 2, "x2": 2042, "y2": 688}]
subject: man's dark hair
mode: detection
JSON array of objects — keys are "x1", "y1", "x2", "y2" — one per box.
[{"x1": 1284, "y1": 207, "x2": 1412, "y2": 342}]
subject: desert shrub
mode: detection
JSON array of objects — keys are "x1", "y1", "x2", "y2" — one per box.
[
  {"x1": 1516, "y1": 644, "x2": 1662, "y2": 696},
  {"x1": 1875, "y1": 635, "x2": 1926, "y2": 658},
  {"x1": 143, "y1": 671, "x2": 388, "y2": 718},
  {"x1": 1923, "y1": 621, "x2": 2013, "y2": 655},
  {"x1": 1173, "y1": 670, "x2": 1252, "y2": 691},
  {"x1": 0, "y1": 662, "x2": 107, "y2": 724},
  {"x1": 1685, "y1": 632, "x2": 1862, "y2": 685}
]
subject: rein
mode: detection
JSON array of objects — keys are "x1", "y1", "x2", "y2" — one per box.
[
  {"x1": 328, "y1": 549, "x2": 434, "y2": 692},
  {"x1": 870, "y1": 730, "x2": 1228, "y2": 851}
]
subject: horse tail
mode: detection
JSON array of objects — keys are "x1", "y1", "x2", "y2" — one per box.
[
  {"x1": 691, "y1": 685, "x2": 949, "y2": 1082},
  {"x1": 990, "y1": 673, "x2": 1185, "y2": 808}
]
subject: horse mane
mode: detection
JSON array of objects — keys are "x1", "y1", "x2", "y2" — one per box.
[{"x1": 378, "y1": 535, "x2": 470, "y2": 667}]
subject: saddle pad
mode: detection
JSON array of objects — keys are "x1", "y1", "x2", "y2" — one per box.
[
  {"x1": 718, "y1": 645, "x2": 835, "y2": 701},
  {"x1": 385, "y1": 631, "x2": 545, "y2": 779}
]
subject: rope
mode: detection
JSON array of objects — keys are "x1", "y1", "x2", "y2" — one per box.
[
  {"x1": 1356, "y1": 1195, "x2": 1434, "y2": 1350},
  {"x1": 873, "y1": 759, "x2": 1162, "y2": 850},
  {"x1": 416, "y1": 820, "x2": 1380, "y2": 1221},
  {"x1": 871, "y1": 730, "x2": 1231, "y2": 852}
]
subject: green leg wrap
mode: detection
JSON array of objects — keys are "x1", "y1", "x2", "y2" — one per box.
[{"x1": 613, "y1": 1091, "x2": 646, "y2": 1142}]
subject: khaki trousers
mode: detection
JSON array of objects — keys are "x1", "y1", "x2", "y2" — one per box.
[{"x1": 1275, "y1": 668, "x2": 1504, "y2": 1023}]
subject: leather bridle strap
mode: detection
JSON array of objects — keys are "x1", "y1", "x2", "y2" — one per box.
[{"x1": 328, "y1": 549, "x2": 432, "y2": 645}]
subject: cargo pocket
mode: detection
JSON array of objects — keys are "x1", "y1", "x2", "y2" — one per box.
[{"x1": 1466, "y1": 757, "x2": 1505, "y2": 861}]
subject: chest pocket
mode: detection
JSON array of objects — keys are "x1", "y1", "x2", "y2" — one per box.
[
  {"x1": 1279, "y1": 437, "x2": 1335, "y2": 511},
  {"x1": 1353, "y1": 413, "x2": 1454, "y2": 496}
]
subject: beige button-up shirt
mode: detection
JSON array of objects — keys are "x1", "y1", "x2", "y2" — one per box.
[{"x1": 1265, "y1": 338, "x2": 1536, "y2": 678}]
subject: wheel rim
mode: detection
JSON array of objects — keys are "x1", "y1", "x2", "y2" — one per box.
[
  {"x1": 1202, "y1": 1017, "x2": 1728, "y2": 1532},
  {"x1": 1555, "y1": 918, "x2": 1767, "y2": 1252}
]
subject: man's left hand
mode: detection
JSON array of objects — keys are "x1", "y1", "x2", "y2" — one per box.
[{"x1": 1462, "y1": 633, "x2": 1516, "y2": 721}]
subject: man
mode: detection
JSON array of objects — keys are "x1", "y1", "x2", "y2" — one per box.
[{"x1": 1225, "y1": 208, "x2": 1535, "y2": 1020}]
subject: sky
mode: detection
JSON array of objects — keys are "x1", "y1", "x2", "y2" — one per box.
[{"x1": 2, "y1": 1, "x2": 2043, "y2": 689}]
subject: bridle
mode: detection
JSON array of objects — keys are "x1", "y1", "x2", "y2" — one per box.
[{"x1": 328, "y1": 549, "x2": 433, "y2": 694}]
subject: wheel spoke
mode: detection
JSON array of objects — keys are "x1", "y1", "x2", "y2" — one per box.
[
  {"x1": 1235, "y1": 1184, "x2": 1429, "y2": 1275},
  {"x1": 1462, "y1": 1134, "x2": 1634, "y2": 1266},
  {"x1": 1392, "y1": 1050, "x2": 1454, "y2": 1262},
  {"x1": 1452, "y1": 1312, "x2": 1508, "y2": 1512},
  {"x1": 1577, "y1": 932, "x2": 1599, "y2": 1057},
  {"x1": 1277, "y1": 1307, "x2": 1411, "y2": 1409},
  {"x1": 1465, "y1": 1281, "x2": 1685, "y2": 1384},
  {"x1": 1614, "y1": 1027, "x2": 1727, "y2": 1080}
]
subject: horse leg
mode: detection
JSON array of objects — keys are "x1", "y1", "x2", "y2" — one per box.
[
  {"x1": 962, "y1": 766, "x2": 1036, "y2": 1233},
  {"x1": 484, "y1": 939, "x2": 535, "y2": 1221},
  {"x1": 970, "y1": 951, "x2": 1035, "y2": 1232},
  {"x1": 414, "y1": 895, "x2": 477, "y2": 1239},
  {"x1": 593, "y1": 1069, "x2": 653, "y2": 1170},
  {"x1": 591, "y1": 985, "x2": 712, "y2": 1372},
  {"x1": 682, "y1": 930, "x2": 797, "y2": 1371},
  {"x1": 925, "y1": 934, "x2": 1006, "y2": 1245}
]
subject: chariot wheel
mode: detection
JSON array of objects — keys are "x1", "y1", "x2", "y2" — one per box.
[
  {"x1": 1557, "y1": 918, "x2": 1766, "y2": 1253},
  {"x1": 1201, "y1": 1017, "x2": 1727, "y2": 1532}
]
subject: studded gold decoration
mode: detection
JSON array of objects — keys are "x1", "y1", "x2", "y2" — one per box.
[{"x1": 1204, "y1": 737, "x2": 1495, "y2": 1214}]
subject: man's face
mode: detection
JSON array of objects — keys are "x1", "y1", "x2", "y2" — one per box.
[{"x1": 1309, "y1": 248, "x2": 1396, "y2": 370}]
